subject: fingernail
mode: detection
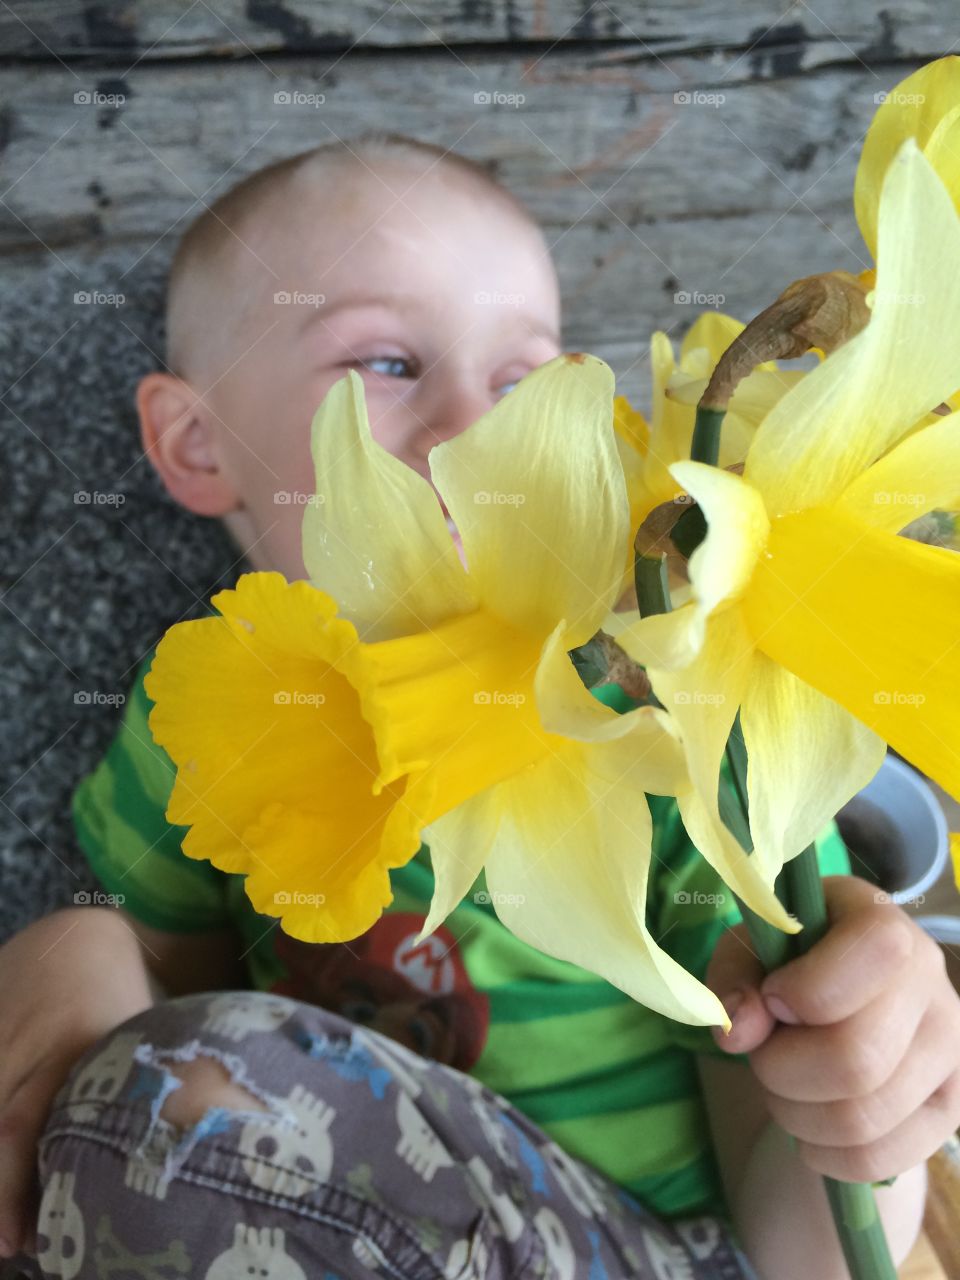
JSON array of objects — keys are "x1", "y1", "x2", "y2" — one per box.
[
  {"x1": 721, "y1": 991, "x2": 744, "y2": 1022},
  {"x1": 711, "y1": 991, "x2": 743, "y2": 1045},
  {"x1": 764, "y1": 993, "x2": 801, "y2": 1025}
]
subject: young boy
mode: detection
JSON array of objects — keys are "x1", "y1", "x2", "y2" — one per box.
[{"x1": 0, "y1": 135, "x2": 953, "y2": 1278}]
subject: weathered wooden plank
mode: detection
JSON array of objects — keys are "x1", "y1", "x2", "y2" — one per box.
[
  {"x1": 0, "y1": 51, "x2": 904, "y2": 258},
  {"x1": 0, "y1": 0, "x2": 948, "y2": 61}
]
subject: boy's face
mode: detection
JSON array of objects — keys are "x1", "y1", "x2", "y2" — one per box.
[{"x1": 190, "y1": 162, "x2": 562, "y2": 580}]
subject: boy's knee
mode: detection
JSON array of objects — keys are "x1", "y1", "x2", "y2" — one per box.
[{"x1": 158, "y1": 1053, "x2": 269, "y2": 1130}]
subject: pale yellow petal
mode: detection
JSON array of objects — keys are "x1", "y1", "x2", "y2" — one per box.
[
  {"x1": 616, "y1": 605, "x2": 704, "y2": 675},
  {"x1": 534, "y1": 621, "x2": 642, "y2": 742},
  {"x1": 746, "y1": 140, "x2": 960, "y2": 515},
  {"x1": 416, "y1": 790, "x2": 499, "y2": 940},
  {"x1": 304, "y1": 371, "x2": 475, "y2": 640},
  {"x1": 429, "y1": 354, "x2": 628, "y2": 646},
  {"x1": 679, "y1": 312, "x2": 746, "y2": 368},
  {"x1": 836, "y1": 412, "x2": 960, "y2": 532},
  {"x1": 855, "y1": 57, "x2": 960, "y2": 258},
  {"x1": 484, "y1": 744, "x2": 731, "y2": 1027},
  {"x1": 740, "y1": 656, "x2": 887, "y2": 882},
  {"x1": 670, "y1": 460, "x2": 770, "y2": 616}
]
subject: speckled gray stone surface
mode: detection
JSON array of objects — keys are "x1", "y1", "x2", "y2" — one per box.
[{"x1": 0, "y1": 246, "x2": 249, "y2": 947}]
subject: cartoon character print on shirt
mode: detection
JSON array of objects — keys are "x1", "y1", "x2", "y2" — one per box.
[{"x1": 269, "y1": 912, "x2": 490, "y2": 1070}]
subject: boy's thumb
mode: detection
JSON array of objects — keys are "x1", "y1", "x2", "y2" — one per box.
[{"x1": 705, "y1": 921, "x2": 780, "y2": 1054}]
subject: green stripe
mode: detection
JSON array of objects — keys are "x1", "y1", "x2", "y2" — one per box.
[
  {"x1": 486, "y1": 978, "x2": 631, "y2": 1022},
  {"x1": 475, "y1": 1002, "x2": 672, "y2": 1094},
  {"x1": 507, "y1": 1047, "x2": 697, "y2": 1121},
  {"x1": 541, "y1": 1097, "x2": 705, "y2": 1182},
  {"x1": 624, "y1": 1155, "x2": 730, "y2": 1222}
]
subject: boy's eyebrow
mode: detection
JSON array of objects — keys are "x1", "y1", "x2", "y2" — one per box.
[
  {"x1": 299, "y1": 293, "x2": 420, "y2": 328},
  {"x1": 297, "y1": 295, "x2": 560, "y2": 345}
]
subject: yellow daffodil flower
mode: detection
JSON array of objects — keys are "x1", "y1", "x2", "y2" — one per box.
[
  {"x1": 147, "y1": 353, "x2": 797, "y2": 1029},
  {"x1": 855, "y1": 56, "x2": 960, "y2": 268},
  {"x1": 620, "y1": 139, "x2": 960, "y2": 885},
  {"x1": 613, "y1": 313, "x2": 804, "y2": 531}
]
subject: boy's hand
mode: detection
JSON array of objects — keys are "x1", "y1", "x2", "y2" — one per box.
[
  {"x1": 706, "y1": 875, "x2": 960, "y2": 1182},
  {"x1": 0, "y1": 906, "x2": 154, "y2": 1259}
]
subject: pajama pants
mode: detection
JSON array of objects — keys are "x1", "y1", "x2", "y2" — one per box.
[{"x1": 24, "y1": 990, "x2": 759, "y2": 1279}]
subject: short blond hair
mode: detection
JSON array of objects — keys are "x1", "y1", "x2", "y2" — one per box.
[{"x1": 165, "y1": 133, "x2": 536, "y2": 381}]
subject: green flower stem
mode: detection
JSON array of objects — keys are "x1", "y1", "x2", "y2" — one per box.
[
  {"x1": 689, "y1": 399, "x2": 896, "y2": 1280},
  {"x1": 634, "y1": 552, "x2": 671, "y2": 619},
  {"x1": 691, "y1": 405, "x2": 727, "y2": 467}
]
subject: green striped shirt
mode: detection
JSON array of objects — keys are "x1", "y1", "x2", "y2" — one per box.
[{"x1": 72, "y1": 647, "x2": 851, "y2": 1224}]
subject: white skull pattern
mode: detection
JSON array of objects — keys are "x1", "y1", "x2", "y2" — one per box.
[
  {"x1": 533, "y1": 1207, "x2": 575, "y2": 1280},
  {"x1": 202, "y1": 992, "x2": 295, "y2": 1042},
  {"x1": 35, "y1": 1171, "x2": 86, "y2": 1280},
  {"x1": 541, "y1": 1141, "x2": 608, "y2": 1218},
  {"x1": 395, "y1": 1091, "x2": 454, "y2": 1182},
  {"x1": 238, "y1": 1083, "x2": 335, "y2": 1198},
  {"x1": 642, "y1": 1227, "x2": 695, "y2": 1280},
  {"x1": 204, "y1": 1224, "x2": 306, "y2": 1280},
  {"x1": 674, "y1": 1217, "x2": 721, "y2": 1261},
  {"x1": 465, "y1": 1156, "x2": 524, "y2": 1244},
  {"x1": 62, "y1": 1031, "x2": 142, "y2": 1122}
]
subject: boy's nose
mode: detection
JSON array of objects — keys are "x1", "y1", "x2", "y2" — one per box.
[{"x1": 420, "y1": 384, "x2": 495, "y2": 446}]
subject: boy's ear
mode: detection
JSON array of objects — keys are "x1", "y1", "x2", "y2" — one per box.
[{"x1": 137, "y1": 372, "x2": 241, "y2": 517}]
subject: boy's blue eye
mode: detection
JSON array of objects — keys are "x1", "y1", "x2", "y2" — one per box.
[
  {"x1": 496, "y1": 380, "x2": 519, "y2": 397},
  {"x1": 360, "y1": 356, "x2": 418, "y2": 379}
]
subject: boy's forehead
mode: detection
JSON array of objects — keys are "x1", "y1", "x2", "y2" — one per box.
[{"x1": 249, "y1": 162, "x2": 547, "y2": 285}]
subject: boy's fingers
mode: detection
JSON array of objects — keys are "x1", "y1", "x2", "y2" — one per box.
[
  {"x1": 705, "y1": 922, "x2": 778, "y2": 1053},
  {"x1": 759, "y1": 876, "x2": 923, "y2": 1026}
]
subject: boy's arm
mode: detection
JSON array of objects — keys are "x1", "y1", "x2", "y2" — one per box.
[{"x1": 697, "y1": 1052, "x2": 928, "y2": 1277}]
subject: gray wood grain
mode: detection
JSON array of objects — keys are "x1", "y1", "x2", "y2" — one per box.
[
  {"x1": 0, "y1": 47, "x2": 896, "y2": 400},
  {"x1": 0, "y1": 0, "x2": 947, "y2": 61}
]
